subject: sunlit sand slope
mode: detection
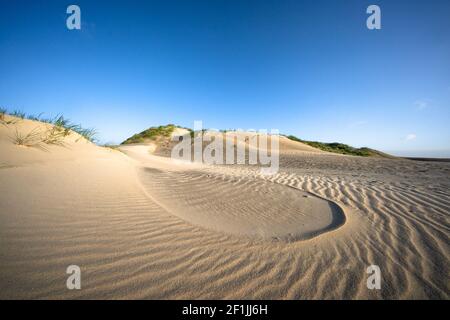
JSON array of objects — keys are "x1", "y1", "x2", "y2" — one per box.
[{"x1": 0, "y1": 116, "x2": 448, "y2": 299}]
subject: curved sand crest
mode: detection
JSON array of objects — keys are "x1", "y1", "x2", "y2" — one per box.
[{"x1": 137, "y1": 167, "x2": 346, "y2": 241}]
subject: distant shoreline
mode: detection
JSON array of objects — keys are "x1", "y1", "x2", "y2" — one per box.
[{"x1": 402, "y1": 157, "x2": 450, "y2": 163}]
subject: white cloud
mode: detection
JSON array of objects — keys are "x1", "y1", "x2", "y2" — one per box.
[
  {"x1": 405, "y1": 133, "x2": 417, "y2": 141},
  {"x1": 414, "y1": 100, "x2": 429, "y2": 110}
]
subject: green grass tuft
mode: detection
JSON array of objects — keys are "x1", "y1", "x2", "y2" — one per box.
[
  {"x1": 1, "y1": 108, "x2": 97, "y2": 143},
  {"x1": 11, "y1": 110, "x2": 26, "y2": 119},
  {"x1": 0, "y1": 108, "x2": 6, "y2": 122},
  {"x1": 11, "y1": 127, "x2": 43, "y2": 147},
  {"x1": 0, "y1": 107, "x2": 18, "y2": 125}
]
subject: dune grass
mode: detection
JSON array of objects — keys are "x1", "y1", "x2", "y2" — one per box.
[
  {"x1": 25, "y1": 113, "x2": 44, "y2": 122},
  {"x1": 41, "y1": 125, "x2": 68, "y2": 146},
  {"x1": 1, "y1": 108, "x2": 97, "y2": 143},
  {"x1": 0, "y1": 108, "x2": 6, "y2": 124},
  {"x1": 12, "y1": 126, "x2": 43, "y2": 147},
  {"x1": 0, "y1": 108, "x2": 18, "y2": 126},
  {"x1": 121, "y1": 124, "x2": 176, "y2": 144},
  {"x1": 51, "y1": 115, "x2": 97, "y2": 142},
  {"x1": 12, "y1": 125, "x2": 70, "y2": 149},
  {"x1": 11, "y1": 110, "x2": 26, "y2": 119}
]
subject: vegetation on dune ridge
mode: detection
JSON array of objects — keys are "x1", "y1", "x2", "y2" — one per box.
[
  {"x1": 1, "y1": 106, "x2": 390, "y2": 158},
  {"x1": 121, "y1": 124, "x2": 181, "y2": 144},
  {"x1": 0, "y1": 107, "x2": 97, "y2": 143},
  {"x1": 0, "y1": 108, "x2": 18, "y2": 125},
  {"x1": 285, "y1": 135, "x2": 389, "y2": 157},
  {"x1": 121, "y1": 123, "x2": 389, "y2": 157}
]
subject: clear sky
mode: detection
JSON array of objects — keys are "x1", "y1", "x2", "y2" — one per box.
[{"x1": 1, "y1": 0, "x2": 449, "y2": 156}]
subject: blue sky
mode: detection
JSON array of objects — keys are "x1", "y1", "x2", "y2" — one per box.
[{"x1": 1, "y1": 0, "x2": 449, "y2": 156}]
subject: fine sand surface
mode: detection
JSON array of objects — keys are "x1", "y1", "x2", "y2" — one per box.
[{"x1": 0, "y1": 115, "x2": 449, "y2": 299}]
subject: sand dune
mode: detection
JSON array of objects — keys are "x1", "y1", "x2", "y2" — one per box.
[
  {"x1": 135, "y1": 167, "x2": 346, "y2": 241},
  {"x1": 152, "y1": 130, "x2": 325, "y2": 158},
  {"x1": 0, "y1": 115, "x2": 449, "y2": 299}
]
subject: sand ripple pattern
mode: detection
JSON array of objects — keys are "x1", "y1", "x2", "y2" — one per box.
[
  {"x1": 0, "y1": 152, "x2": 449, "y2": 299},
  {"x1": 137, "y1": 167, "x2": 345, "y2": 241}
]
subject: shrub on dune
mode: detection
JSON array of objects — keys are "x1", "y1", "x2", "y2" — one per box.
[
  {"x1": 286, "y1": 135, "x2": 389, "y2": 157},
  {"x1": 121, "y1": 124, "x2": 176, "y2": 144}
]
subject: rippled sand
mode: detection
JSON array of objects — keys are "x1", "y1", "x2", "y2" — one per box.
[{"x1": 0, "y1": 116, "x2": 449, "y2": 299}]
